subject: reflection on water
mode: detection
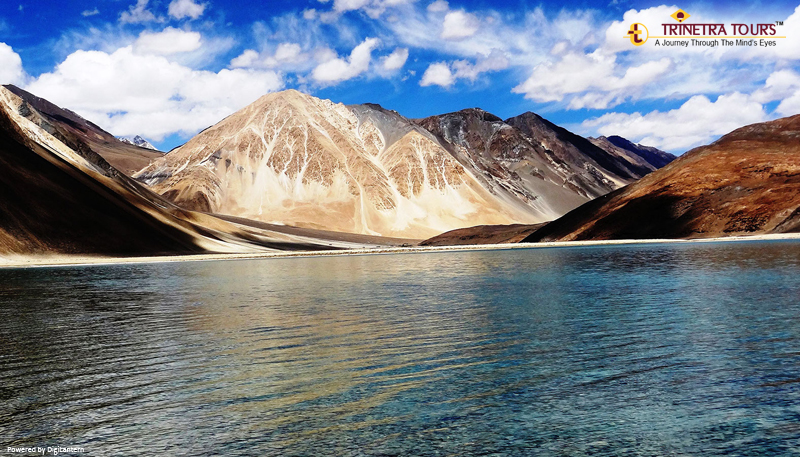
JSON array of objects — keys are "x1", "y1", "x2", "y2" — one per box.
[{"x1": 2, "y1": 241, "x2": 800, "y2": 456}]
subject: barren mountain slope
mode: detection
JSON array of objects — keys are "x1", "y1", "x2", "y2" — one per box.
[
  {"x1": 589, "y1": 135, "x2": 675, "y2": 172},
  {"x1": 523, "y1": 115, "x2": 800, "y2": 242},
  {"x1": 2, "y1": 85, "x2": 164, "y2": 176},
  {"x1": 136, "y1": 90, "x2": 538, "y2": 239},
  {"x1": 504, "y1": 111, "x2": 667, "y2": 181},
  {"x1": 416, "y1": 109, "x2": 647, "y2": 219},
  {"x1": 0, "y1": 86, "x2": 378, "y2": 257}
]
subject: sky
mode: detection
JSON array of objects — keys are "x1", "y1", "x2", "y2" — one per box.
[{"x1": 0, "y1": 0, "x2": 799, "y2": 153}]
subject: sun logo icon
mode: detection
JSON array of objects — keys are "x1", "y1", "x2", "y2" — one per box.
[
  {"x1": 627, "y1": 23, "x2": 648, "y2": 46},
  {"x1": 671, "y1": 9, "x2": 690, "y2": 22}
]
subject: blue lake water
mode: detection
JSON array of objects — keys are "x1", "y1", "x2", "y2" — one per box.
[{"x1": 1, "y1": 241, "x2": 800, "y2": 456}]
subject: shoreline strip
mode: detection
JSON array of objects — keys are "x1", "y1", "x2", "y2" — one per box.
[{"x1": 2, "y1": 233, "x2": 799, "y2": 269}]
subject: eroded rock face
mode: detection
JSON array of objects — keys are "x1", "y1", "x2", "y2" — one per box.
[
  {"x1": 417, "y1": 109, "x2": 634, "y2": 220},
  {"x1": 136, "y1": 91, "x2": 538, "y2": 238}
]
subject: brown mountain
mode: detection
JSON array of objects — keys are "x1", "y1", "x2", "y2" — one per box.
[
  {"x1": 419, "y1": 223, "x2": 546, "y2": 246},
  {"x1": 523, "y1": 115, "x2": 800, "y2": 242},
  {"x1": 2, "y1": 84, "x2": 164, "y2": 176}
]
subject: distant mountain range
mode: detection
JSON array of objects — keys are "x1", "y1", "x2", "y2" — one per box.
[
  {"x1": 5, "y1": 83, "x2": 792, "y2": 259},
  {"x1": 135, "y1": 90, "x2": 673, "y2": 238},
  {"x1": 118, "y1": 135, "x2": 157, "y2": 151}
]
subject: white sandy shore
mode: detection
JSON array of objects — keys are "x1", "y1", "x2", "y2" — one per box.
[{"x1": 1, "y1": 233, "x2": 799, "y2": 269}]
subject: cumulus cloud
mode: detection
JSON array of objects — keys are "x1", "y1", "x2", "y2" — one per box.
[
  {"x1": 231, "y1": 43, "x2": 311, "y2": 70},
  {"x1": 751, "y1": 69, "x2": 800, "y2": 117},
  {"x1": 133, "y1": 28, "x2": 202, "y2": 56},
  {"x1": 119, "y1": 0, "x2": 161, "y2": 24},
  {"x1": 441, "y1": 10, "x2": 480, "y2": 40},
  {"x1": 230, "y1": 49, "x2": 259, "y2": 68},
  {"x1": 582, "y1": 92, "x2": 768, "y2": 152},
  {"x1": 381, "y1": 47, "x2": 409, "y2": 71},
  {"x1": 450, "y1": 49, "x2": 508, "y2": 80},
  {"x1": 0, "y1": 43, "x2": 26, "y2": 85},
  {"x1": 427, "y1": 0, "x2": 448, "y2": 13},
  {"x1": 81, "y1": 8, "x2": 100, "y2": 17},
  {"x1": 311, "y1": 38, "x2": 380, "y2": 84},
  {"x1": 26, "y1": 47, "x2": 282, "y2": 140},
  {"x1": 418, "y1": 50, "x2": 510, "y2": 87},
  {"x1": 513, "y1": 51, "x2": 672, "y2": 109},
  {"x1": 168, "y1": 0, "x2": 206, "y2": 20},
  {"x1": 420, "y1": 62, "x2": 454, "y2": 87}
]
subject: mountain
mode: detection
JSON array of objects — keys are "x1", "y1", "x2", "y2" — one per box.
[
  {"x1": 504, "y1": 112, "x2": 659, "y2": 182},
  {"x1": 2, "y1": 85, "x2": 164, "y2": 176},
  {"x1": 136, "y1": 91, "x2": 670, "y2": 238},
  {"x1": 119, "y1": 135, "x2": 157, "y2": 151},
  {"x1": 135, "y1": 91, "x2": 539, "y2": 239},
  {"x1": 0, "y1": 86, "x2": 396, "y2": 257},
  {"x1": 419, "y1": 223, "x2": 546, "y2": 246},
  {"x1": 589, "y1": 135, "x2": 675, "y2": 171},
  {"x1": 523, "y1": 115, "x2": 800, "y2": 242}
]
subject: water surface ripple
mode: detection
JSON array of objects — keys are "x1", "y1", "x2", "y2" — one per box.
[{"x1": 2, "y1": 241, "x2": 800, "y2": 456}]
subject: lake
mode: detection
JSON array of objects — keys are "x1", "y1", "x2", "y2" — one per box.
[{"x1": 2, "y1": 241, "x2": 800, "y2": 456}]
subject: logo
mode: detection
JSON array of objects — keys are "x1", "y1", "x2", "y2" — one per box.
[
  {"x1": 627, "y1": 23, "x2": 648, "y2": 46},
  {"x1": 623, "y1": 8, "x2": 784, "y2": 47},
  {"x1": 671, "y1": 9, "x2": 690, "y2": 23}
]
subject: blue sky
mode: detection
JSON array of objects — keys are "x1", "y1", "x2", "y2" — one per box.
[{"x1": 1, "y1": 0, "x2": 799, "y2": 153}]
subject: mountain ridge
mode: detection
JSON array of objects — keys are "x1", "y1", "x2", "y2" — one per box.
[
  {"x1": 2, "y1": 85, "x2": 165, "y2": 176},
  {"x1": 135, "y1": 89, "x2": 671, "y2": 238}
]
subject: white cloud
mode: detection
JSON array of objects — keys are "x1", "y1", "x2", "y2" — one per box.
[
  {"x1": 230, "y1": 49, "x2": 259, "y2": 68},
  {"x1": 274, "y1": 43, "x2": 305, "y2": 63},
  {"x1": 582, "y1": 92, "x2": 768, "y2": 152},
  {"x1": 81, "y1": 8, "x2": 100, "y2": 17},
  {"x1": 311, "y1": 37, "x2": 380, "y2": 84},
  {"x1": 381, "y1": 47, "x2": 408, "y2": 71},
  {"x1": 0, "y1": 43, "x2": 26, "y2": 85},
  {"x1": 230, "y1": 43, "x2": 312, "y2": 71},
  {"x1": 450, "y1": 49, "x2": 508, "y2": 80},
  {"x1": 418, "y1": 50, "x2": 508, "y2": 88},
  {"x1": 26, "y1": 47, "x2": 282, "y2": 140},
  {"x1": 324, "y1": 0, "x2": 413, "y2": 19},
  {"x1": 512, "y1": 50, "x2": 672, "y2": 109},
  {"x1": 420, "y1": 62, "x2": 454, "y2": 87},
  {"x1": 441, "y1": 10, "x2": 480, "y2": 40},
  {"x1": 119, "y1": 0, "x2": 162, "y2": 24},
  {"x1": 133, "y1": 28, "x2": 202, "y2": 56},
  {"x1": 168, "y1": 0, "x2": 206, "y2": 20},
  {"x1": 427, "y1": 0, "x2": 448, "y2": 13},
  {"x1": 751, "y1": 69, "x2": 800, "y2": 117},
  {"x1": 771, "y1": 5, "x2": 800, "y2": 60}
]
